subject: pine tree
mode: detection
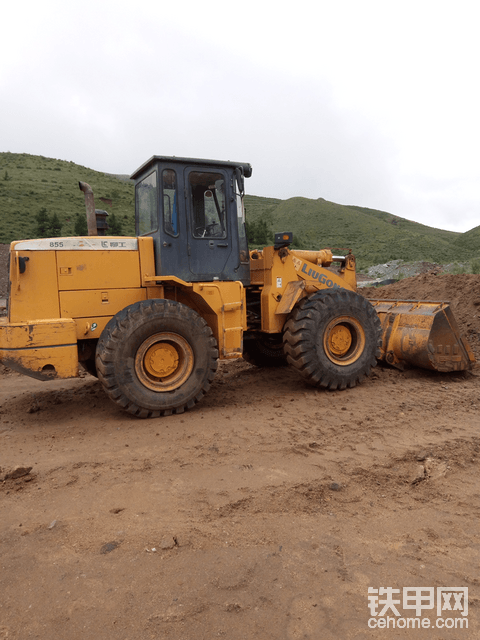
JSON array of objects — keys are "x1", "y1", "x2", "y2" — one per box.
[
  {"x1": 35, "y1": 208, "x2": 50, "y2": 238},
  {"x1": 245, "y1": 220, "x2": 256, "y2": 243},
  {"x1": 255, "y1": 219, "x2": 270, "y2": 245},
  {"x1": 246, "y1": 219, "x2": 272, "y2": 246},
  {"x1": 74, "y1": 212, "x2": 88, "y2": 236},
  {"x1": 49, "y1": 213, "x2": 62, "y2": 237},
  {"x1": 107, "y1": 212, "x2": 123, "y2": 235}
]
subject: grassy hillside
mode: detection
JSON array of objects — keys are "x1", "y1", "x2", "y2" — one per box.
[
  {"x1": 0, "y1": 152, "x2": 136, "y2": 242},
  {"x1": 453, "y1": 224, "x2": 480, "y2": 254},
  {"x1": 1, "y1": 152, "x2": 478, "y2": 269},
  {"x1": 244, "y1": 196, "x2": 470, "y2": 268}
]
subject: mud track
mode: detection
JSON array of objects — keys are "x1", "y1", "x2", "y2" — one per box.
[{"x1": 1, "y1": 270, "x2": 480, "y2": 638}]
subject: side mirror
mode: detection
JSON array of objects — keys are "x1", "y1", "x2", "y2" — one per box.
[{"x1": 235, "y1": 167, "x2": 244, "y2": 195}]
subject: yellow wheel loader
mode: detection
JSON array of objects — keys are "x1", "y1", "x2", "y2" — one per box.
[{"x1": 0, "y1": 156, "x2": 475, "y2": 417}]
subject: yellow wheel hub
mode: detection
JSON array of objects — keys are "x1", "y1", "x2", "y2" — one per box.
[
  {"x1": 323, "y1": 316, "x2": 366, "y2": 366},
  {"x1": 144, "y1": 343, "x2": 179, "y2": 377},
  {"x1": 327, "y1": 324, "x2": 352, "y2": 357},
  {"x1": 135, "y1": 332, "x2": 194, "y2": 392}
]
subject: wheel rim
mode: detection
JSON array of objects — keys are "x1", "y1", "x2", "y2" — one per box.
[
  {"x1": 135, "y1": 332, "x2": 194, "y2": 392},
  {"x1": 323, "y1": 316, "x2": 366, "y2": 366}
]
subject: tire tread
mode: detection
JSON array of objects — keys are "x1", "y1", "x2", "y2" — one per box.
[
  {"x1": 284, "y1": 289, "x2": 382, "y2": 390},
  {"x1": 96, "y1": 299, "x2": 218, "y2": 418}
]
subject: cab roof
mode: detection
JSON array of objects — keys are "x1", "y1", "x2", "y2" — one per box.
[{"x1": 130, "y1": 155, "x2": 253, "y2": 181}]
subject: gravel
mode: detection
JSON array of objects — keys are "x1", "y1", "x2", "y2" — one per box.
[{"x1": 358, "y1": 260, "x2": 447, "y2": 287}]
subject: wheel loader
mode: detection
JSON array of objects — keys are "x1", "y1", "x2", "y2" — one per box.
[{"x1": 0, "y1": 156, "x2": 475, "y2": 417}]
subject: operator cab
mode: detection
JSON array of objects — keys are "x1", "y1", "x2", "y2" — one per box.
[{"x1": 131, "y1": 156, "x2": 252, "y2": 285}]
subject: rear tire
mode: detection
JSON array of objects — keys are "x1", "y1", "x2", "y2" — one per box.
[
  {"x1": 96, "y1": 300, "x2": 218, "y2": 418},
  {"x1": 283, "y1": 290, "x2": 381, "y2": 390}
]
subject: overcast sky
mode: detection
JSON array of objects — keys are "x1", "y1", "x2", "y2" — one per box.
[{"x1": 1, "y1": 0, "x2": 479, "y2": 233}]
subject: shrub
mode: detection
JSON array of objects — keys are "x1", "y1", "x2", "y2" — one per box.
[
  {"x1": 450, "y1": 262, "x2": 466, "y2": 275},
  {"x1": 471, "y1": 259, "x2": 480, "y2": 274}
]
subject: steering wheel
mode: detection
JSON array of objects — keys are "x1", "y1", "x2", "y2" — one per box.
[{"x1": 206, "y1": 222, "x2": 219, "y2": 236}]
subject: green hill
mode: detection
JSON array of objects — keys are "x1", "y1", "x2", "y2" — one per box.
[
  {"x1": 1, "y1": 151, "x2": 478, "y2": 270},
  {"x1": 0, "y1": 152, "x2": 136, "y2": 241},
  {"x1": 244, "y1": 197, "x2": 471, "y2": 268},
  {"x1": 453, "y1": 224, "x2": 480, "y2": 254}
]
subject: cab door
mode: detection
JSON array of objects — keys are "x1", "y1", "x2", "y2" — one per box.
[
  {"x1": 184, "y1": 167, "x2": 234, "y2": 280},
  {"x1": 155, "y1": 167, "x2": 191, "y2": 280}
]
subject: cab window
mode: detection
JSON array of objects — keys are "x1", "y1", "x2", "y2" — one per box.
[
  {"x1": 136, "y1": 170, "x2": 158, "y2": 235},
  {"x1": 189, "y1": 171, "x2": 227, "y2": 238},
  {"x1": 163, "y1": 169, "x2": 179, "y2": 237}
]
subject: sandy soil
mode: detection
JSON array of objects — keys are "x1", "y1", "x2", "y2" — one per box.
[{"x1": 1, "y1": 272, "x2": 480, "y2": 639}]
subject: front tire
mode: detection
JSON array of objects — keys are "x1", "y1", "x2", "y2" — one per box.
[
  {"x1": 96, "y1": 300, "x2": 218, "y2": 418},
  {"x1": 283, "y1": 290, "x2": 381, "y2": 390}
]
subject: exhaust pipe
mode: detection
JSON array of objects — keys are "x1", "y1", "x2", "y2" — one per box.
[{"x1": 78, "y1": 181, "x2": 98, "y2": 236}]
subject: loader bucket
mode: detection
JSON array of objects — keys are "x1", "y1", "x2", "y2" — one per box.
[{"x1": 369, "y1": 299, "x2": 476, "y2": 372}]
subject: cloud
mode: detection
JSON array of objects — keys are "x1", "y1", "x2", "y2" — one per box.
[{"x1": 1, "y1": 0, "x2": 479, "y2": 233}]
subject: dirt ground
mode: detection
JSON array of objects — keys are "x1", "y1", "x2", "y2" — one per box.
[{"x1": 1, "y1": 269, "x2": 480, "y2": 639}]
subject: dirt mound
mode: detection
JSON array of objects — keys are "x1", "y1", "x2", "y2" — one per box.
[{"x1": 362, "y1": 272, "x2": 480, "y2": 359}]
